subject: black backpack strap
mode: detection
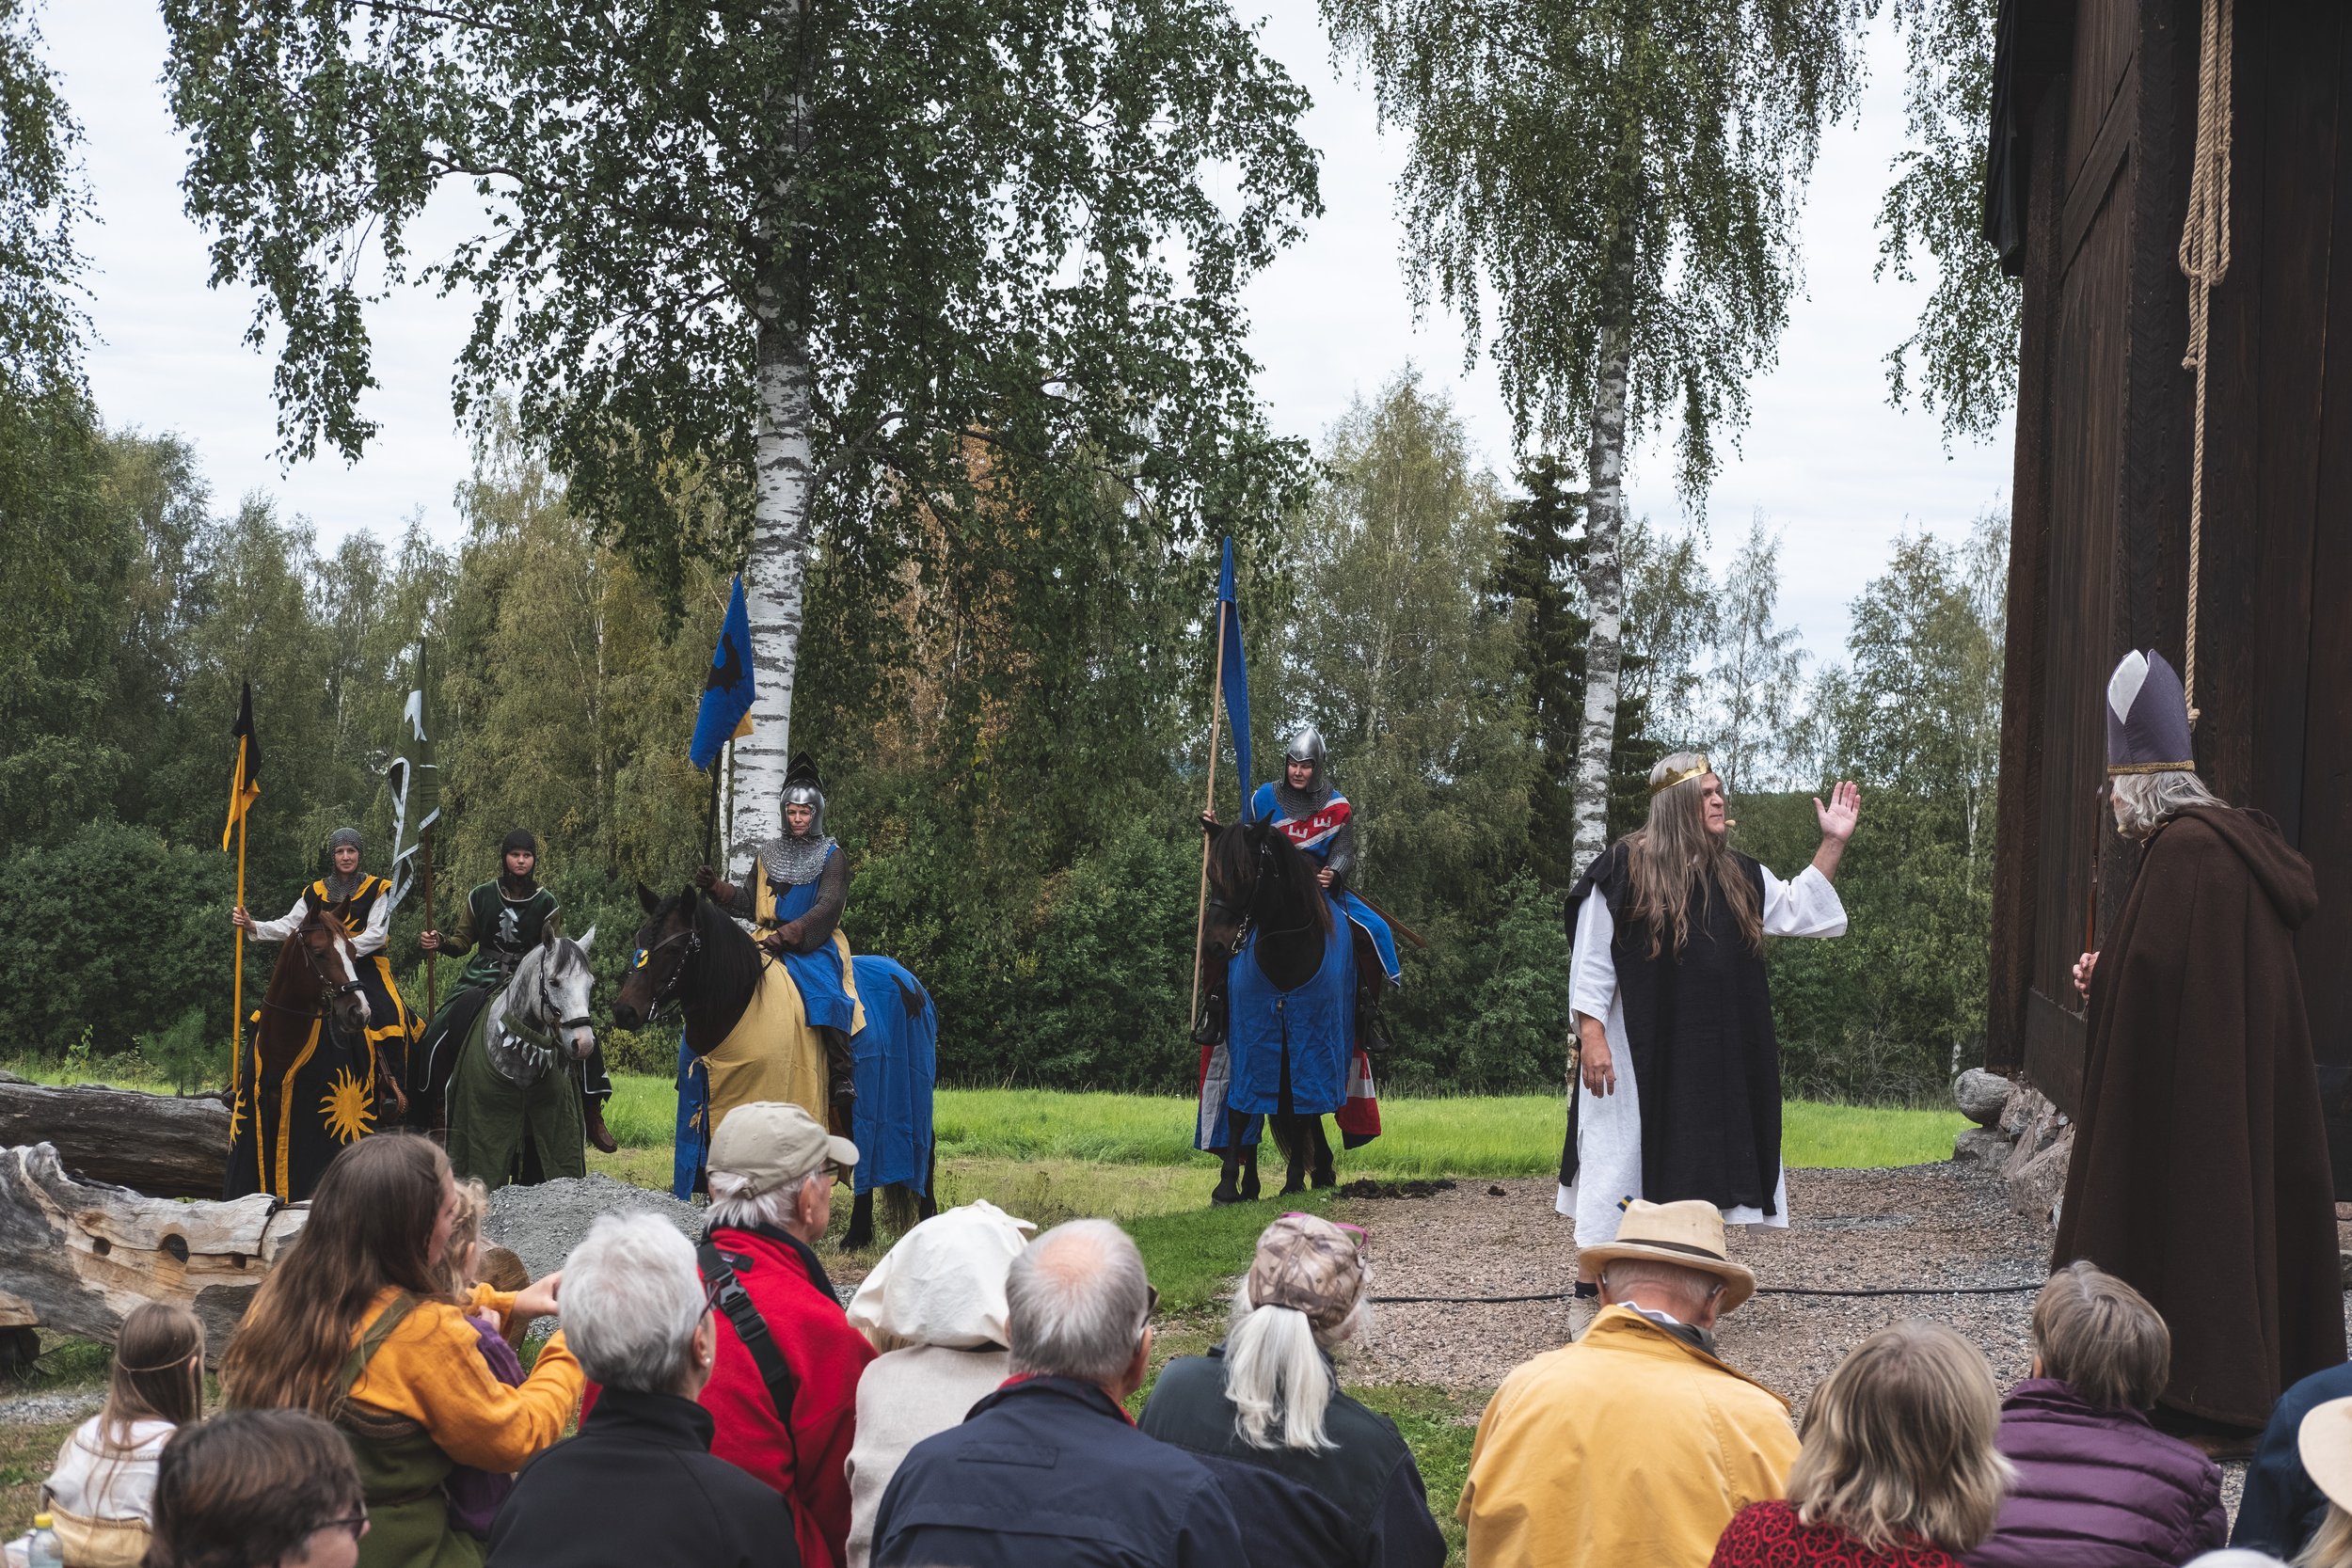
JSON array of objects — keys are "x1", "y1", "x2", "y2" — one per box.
[{"x1": 698, "y1": 1238, "x2": 800, "y2": 1427}]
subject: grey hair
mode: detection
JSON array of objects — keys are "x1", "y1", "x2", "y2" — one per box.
[
  {"x1": 1599, "y1": 1257, "x2": 1723, "y2": 1315},
  {"x1": 1223, "y1": 1270, "x2": 1370, "y2": 1451},
  {"x1": 1006, "y1": 1219, "x2": 1150, "y2": 1386},
  {"x1": 706, "y1": 1168, "x2": 823, "y2": 1233},
  {"x1": 2111, "y1": 769, "x2": 2223, "y2": 839},
  {"x1": 560, "y1": 1213, "x2": 707, "y2": 1396}
]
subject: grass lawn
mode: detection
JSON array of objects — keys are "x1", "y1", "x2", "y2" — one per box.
[{"x1": 601, "y1": 1074, "x2": 1969, "y2": 1174}]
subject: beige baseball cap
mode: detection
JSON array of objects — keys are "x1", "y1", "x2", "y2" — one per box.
[{"x1": 707, "y1": 1101, "x2": 858, "y2": 1196}]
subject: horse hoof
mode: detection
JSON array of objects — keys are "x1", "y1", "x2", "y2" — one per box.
[
  {"x1": 1211, "y1": 1182, "x2": 1242, "y2": 1207},
  {"x1": 1311, "y1": 1169, "x2": 1336, "y2": 1190},
  {"x1": 1239, "y1": 1171, "x2": 1261, "y2": 1201},
  {"x1": 1279, "y1": 1180, "x2": 1307, "y2": 1197},
  {"x1": 843, "y1": 1224, "x2": 874, "y2": 1251}
]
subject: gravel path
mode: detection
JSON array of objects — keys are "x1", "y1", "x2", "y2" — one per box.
[
  {"x1": 485, "y1": 1174, "x2": 707, "y2": 1281},
  {"x1": 0, "y1": 1390, "x2": 100, "y2": 1428},
  {"x1": 1343, "y1": 1163, "x2": 2059, "y2": 1407}
]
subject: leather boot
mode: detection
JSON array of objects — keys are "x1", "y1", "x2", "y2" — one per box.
[{"x1": 584, "y1": 1098, "x2": 618, "y2": 1154}]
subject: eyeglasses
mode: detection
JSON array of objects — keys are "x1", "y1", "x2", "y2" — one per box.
[
  {"x1": 318, "y1": 1513, "x2": 369, "y2": 1542},
  {"x1": 1136, "y1": 1284, "x2": 1159, "y2": 1336}
]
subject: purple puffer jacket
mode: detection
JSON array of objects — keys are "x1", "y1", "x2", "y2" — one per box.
[{"x1": 1966, "y1": 1379, "x2": 2226, "y2": 1568}]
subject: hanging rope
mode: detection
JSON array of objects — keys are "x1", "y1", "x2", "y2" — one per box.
[{"x1": 2177, "y1": 0, "x2": 2234, "y2": 723}]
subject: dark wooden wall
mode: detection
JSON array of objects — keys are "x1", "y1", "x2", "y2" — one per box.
[{"x1": 1989, "y1": 0, "x2": 2352, "y2": 1186}]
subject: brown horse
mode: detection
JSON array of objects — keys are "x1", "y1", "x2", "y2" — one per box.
[{"x1": 224, "y1": 903, "x2": 377, "y2": 1201}]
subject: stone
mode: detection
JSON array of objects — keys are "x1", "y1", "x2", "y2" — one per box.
[
  {"x1": 2006, "y1": 1126, "x2": 2074, "y2": 1227},
  {"x1": 1953, "y1": 1128, "x2": 2013, "y2": 1170},
  {"x1": 2000, "y1": 1083, "x2": 2055, "y2": 1140},
  {"x1": 1954, "y1": 1069, "x2": 2013, "y2": 1127}
]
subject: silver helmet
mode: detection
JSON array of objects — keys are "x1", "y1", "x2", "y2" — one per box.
[
  {"x1": 781, "y1": 752, "x2": 827, "y2": 837},
  {"x1": 1282, "y1": 726, "x2": 1328, "y2": 793}
]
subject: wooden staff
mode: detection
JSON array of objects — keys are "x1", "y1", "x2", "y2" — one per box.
[
  {"x1": 230, "y1": 768, "x2": 247, "y2": 1103},
  {"x1": 423, "y1": 829, "x2": 437, "y2": 1022},
  {"x1": 1188, "y1": 600, "x2": 1229, "y2": 1033}
]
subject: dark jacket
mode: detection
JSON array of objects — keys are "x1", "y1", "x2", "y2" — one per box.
[
  {"x1": 486, "y1": 1386, "x2": 798, "y2": 1568},
  {"x1": 1965, "y1": 1379, "x2": 2225, "y2": 1568},
  {"x1": 871, "y1": 1375, "x2": 1245, "y2": 1568},
  {"x1": 1137, "y1": 1349, "x2": 1443, "y2": 1568},
  {"x1": 2233, "y1": 1359, "x2": 2352, "y2": 1558}
]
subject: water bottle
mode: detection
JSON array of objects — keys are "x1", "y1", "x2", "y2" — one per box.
[{"x1": 26, "y1": 1513, "x2": 62, "y2": 1568}]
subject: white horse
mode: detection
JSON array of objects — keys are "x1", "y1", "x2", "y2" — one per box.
[{"x1": 446, "y1": 925, "x2": 599, "y2": 1189}]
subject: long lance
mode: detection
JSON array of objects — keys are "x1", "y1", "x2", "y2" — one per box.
[
  {"x1": 1345, "y1": 887, "x2": 1429, "y2": 951},
  {"x1": 1188, "y1": 600, "x2": 1229, "y2": 1034}
]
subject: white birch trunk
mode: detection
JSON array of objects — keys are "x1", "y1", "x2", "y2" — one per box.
[
  {"x1": 1568, "y1": 309, "x2": 1632, "y2": 877},
  {"x1": 735, "y1": 297, "x2": 816, "y2": 877}
]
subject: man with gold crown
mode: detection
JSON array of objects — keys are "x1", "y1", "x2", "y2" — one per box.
[
  {"x1": 2056, "y1": 648, "x2": 2343, "y2": 1439},
  {"x1": 1558, "y1": 753, "x2": 1859, "y2": 1284},
  {"x1": 231, "y1": 825, "x2": 417, "y2": 1118}
]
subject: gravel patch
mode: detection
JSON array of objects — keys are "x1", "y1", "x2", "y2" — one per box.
[
  {"x1": 0, "y1": 1390, "x2": 101, "y2": 1427},
  {"x1": 484, "y1": 1174, "x2": 707, "y2": 1281},
  {"x1": 1344, "y1": 1163, "x2": 2055, "y2": 1406}
]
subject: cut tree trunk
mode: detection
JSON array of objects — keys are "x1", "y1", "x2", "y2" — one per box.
[
  {"x1": 0, "y1": 1075, "x2": 231, "y2": 1198},
  {"x1": 734, "y1": 300, "x2": 818, "y2": 876},
  {"x1": 0, "y1": 1143, "x2": 307, "y2": 1361},
  {"x1": 1569, "y1": 307, "x2": 1631, "y2": 875}
]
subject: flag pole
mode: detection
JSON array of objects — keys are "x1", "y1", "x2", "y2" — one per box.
[
  {"x1": 704, "y1": 752, "x2": 723, "y2": 872},
  {"x1": 423, "y1": 829, "x2": 437, "y2": 1023},
  {"x1": 1189, "y1": 599, "x2": 1229, "y2": 1033},
  {"x1": 229, "y1": 734, "x2": 248, "y2": 1119}
]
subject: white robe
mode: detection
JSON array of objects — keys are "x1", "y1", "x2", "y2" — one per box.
[
  {"x1": 246, "y1": 886, "x2": 391, "y2": 955},
  {"x1": 1557, "y1": 863, "x2": 1848, "y2": 1243}
]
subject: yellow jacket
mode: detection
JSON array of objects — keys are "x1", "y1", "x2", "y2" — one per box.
[
  {"x1": 346, "y1": 1285, "x2": 584, "y2": 1473},
  {"x1": 1459, "y1": 1306, "x2": 1798, "y2": 1568}
]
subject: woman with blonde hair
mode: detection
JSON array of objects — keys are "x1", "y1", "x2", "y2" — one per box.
[
  {"x1": 2289, "y1": 1396, "x2": 2352, "y2": 1568},
  {"x1": 1711, "y1": 1321, "x2": 2012, "y2": 1568},
  {"x1": 40, "y1": 1301, "x2": 205, "y2": 1566},
  {"x1": 220, "y1": 1132, "x2": 576, "y2": 1568},
  {"x1": 1561, "y1": 751, "x2": 1859, "y2": 1273},
  {"x1": 1972, "y1": 1262, "x2": 2225, "y2": 1567},
  {"x1": 1139, "y1": 1212, "x2": 1443, "y2": 1568}
]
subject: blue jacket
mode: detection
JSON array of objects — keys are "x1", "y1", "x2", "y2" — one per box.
[
  {"x1": 1138, "y1": 1349, "x2": 1444, "y2": 1568},
  {"x1": 871, "y1": 1376, "x2": 1247, "y2": 1568},
  {"x1": 2233, "y1": 1360, "x2": 2352, "y2": 1557}
]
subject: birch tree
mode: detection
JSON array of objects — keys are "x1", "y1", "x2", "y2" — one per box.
[
  {"x1": 1322, "y1": 0, "x2": 1865, "y2": 874},
  {"x1": 159, "y1": 0, "x2": 1318, "y2": 863},
  {"x1": 1707, "y1": 515, "x2": 1805, "y2": 794}
]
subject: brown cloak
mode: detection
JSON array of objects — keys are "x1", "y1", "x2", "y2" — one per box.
[{"x1": 2054, "y1": 804, "x2": 2344, "y2": 1426}]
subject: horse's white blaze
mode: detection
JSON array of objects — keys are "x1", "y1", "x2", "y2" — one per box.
[{"x1": 335, "y1": 935, "x2": 371, "y2": 1024}]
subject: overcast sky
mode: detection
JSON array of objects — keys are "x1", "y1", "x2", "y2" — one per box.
[{"x1": 44, "y1": 3, "x2": 2010, "y2": 664}]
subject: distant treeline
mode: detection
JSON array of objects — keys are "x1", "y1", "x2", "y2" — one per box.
[{"x1": 3, "y1": 373, "x2": 2005, "y2": 1103}]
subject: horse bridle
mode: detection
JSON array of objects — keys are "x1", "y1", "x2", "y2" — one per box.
[
  {"x1": 632, "y1": 923, "x2": 702, "y2": 1024},
  {"x1": 499, "y1": 942, "x2": 593, "y2": 1060},
  {"x1": 1205, "y1": 832, "x2": 1320, "y2": 955},
  {"x1": 262, "y1": 922, "x2": 367, "y2": 1024}
]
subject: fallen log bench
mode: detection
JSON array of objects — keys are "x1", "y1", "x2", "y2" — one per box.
[
  {"x1": 0, "y1": 1073, "x2": 232, "y2": 1198},
  {"x1": 0, "y1": 1143, "x2": 307, "y2": 1361}
]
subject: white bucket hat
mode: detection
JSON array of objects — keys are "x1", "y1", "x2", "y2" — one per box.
[{"x1": 847, "y1": 1200, "x2": 1036, "y2": 1351}]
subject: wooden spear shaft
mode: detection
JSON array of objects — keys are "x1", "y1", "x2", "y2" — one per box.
[
  {"x1": 1188, "y1": 601, "x2": 1229, "y2": 1033},
  {"x1": 230, "y1": 736, "x2": 247, "y2": 1103}
]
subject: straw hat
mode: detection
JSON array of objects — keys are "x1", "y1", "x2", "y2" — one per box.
[
  {"x1": 2300, "y1": 1397, "x2": 2352, "y2": 1513},
  {"x1": 1575, "y1": 1199, "x2": 1757, "y2": 1309}
]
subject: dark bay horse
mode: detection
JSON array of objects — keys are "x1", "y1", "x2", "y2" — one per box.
[
  {"x1": 225, "y1": 903, "x2": 375, "y2": 1200},
  {"x1": 1200, "y1": 819, "x2": 1358, "y2": 1205},
  {"x1": 612, "y1": 884, "x2": 938, "y2": 1250}
]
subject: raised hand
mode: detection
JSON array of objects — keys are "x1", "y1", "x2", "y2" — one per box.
[
  {"x1": 1815, "y1": 780, "x2": 1861, "y2": 843},
  {"x1": 2073, "y1": 950, "x2": 2099, "y2": 1000}
]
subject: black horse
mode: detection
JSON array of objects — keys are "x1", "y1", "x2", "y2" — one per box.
[
  {"x1": 1199, "y1": 818, "x2": 1355, "y2": 1205},
  {"x1": 611, "y1": 884, "x2": 938, "y2": 1250}
]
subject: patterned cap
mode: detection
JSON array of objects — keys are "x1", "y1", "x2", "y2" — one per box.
[
  {"x1": 2106, "y1": 650, "x2": 2195, "y2": 775},
  {"x1": 1245, "y1": 1212, "x2": 1366, "y2": 1332},
  {"x1": 326, "y1": 827, "x2": 362, "y2": 852}
]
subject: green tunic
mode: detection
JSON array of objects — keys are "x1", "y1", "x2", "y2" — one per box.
[{"x1": 437, "y1": 880, "x2": 560, "y2": 993}]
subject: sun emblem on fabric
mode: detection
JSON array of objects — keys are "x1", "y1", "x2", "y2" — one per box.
[
  {"x1": 321, "y1": 1069, "x2": 376, "y2": 1144},
  {"x1": 227, "y1": 1090, "x2": 246, "y2": 1143}
]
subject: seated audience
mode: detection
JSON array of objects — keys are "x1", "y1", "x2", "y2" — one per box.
[
  {"x1": 691, "y1": 1102, "x2": 876, "y2": 1568},
  {"x1": 144, "y1": 1407, "x2": 368, "y2": 1568},
  {"x1": 486, "y1": 1212, "x2": 797, "y2": 1567},
  {"x1": 843, "y1": 1200, "x2": 1035, "y2": 1568},
  {"x1": 40, "y1": 1301, "x2": 204, "y2": 1567},
  {"x1": 437, "y1": 1179, "x2": 525, "y2": 1543},
  {"x1": 2234, "y1": 1359, "x2": 2352, "y2": 1559},
  {"x1": 1712, "y1": 1321, "x2": 2012, "y2": 1568},
  {"x1": 870, "y1": 1218, "x2": 1246, "y2": 1568},
  {"x1": 1139, "y1": 1212, "x2": 1443, "y2": 1568},
  {"x1": 218, "y1": 1133, "x2": 576, "y2": 1568},
  {"x1": 1970, "y1": 1262, "x2": 2225, "y2": 1568},
  {"x1": 1458, "y1": 1200, "x2": 1796, "y2": 1568},
  {"x1": 2286, "y1": 1395, "x2": 2352, "y2": 1568}
]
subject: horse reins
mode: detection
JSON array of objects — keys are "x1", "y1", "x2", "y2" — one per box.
[
  {"x1": 633, "y1": 924, "x2": 703, "y2": 1023},
  {"x1": 261, "y1": 923, "x2": 367, "y2": 1025}
]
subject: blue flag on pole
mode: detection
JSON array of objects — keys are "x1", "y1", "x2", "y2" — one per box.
[
  {"x1": 1216, "y1": 538, "x2": 1256, "y2": 818},
  {"x1": 690, "y1": 576, "x2": 756, "y2": 770}
]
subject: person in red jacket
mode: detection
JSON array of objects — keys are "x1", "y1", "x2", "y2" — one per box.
[{"x1": 699, "y1": 1101, "x2": 877, "y2": 1568}]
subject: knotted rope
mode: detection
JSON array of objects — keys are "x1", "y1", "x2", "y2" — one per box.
[{"x1": 2177, "y1": 0, "x2": 2233, "y2": 723}]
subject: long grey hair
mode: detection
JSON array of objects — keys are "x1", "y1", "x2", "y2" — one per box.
[
  {"x1": 1224, "y1": 1268, "x2": 1371, "y2": 1452},
  {"x1": 2110, "y1": 769, "x2": 2224, "y2": 840}
]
